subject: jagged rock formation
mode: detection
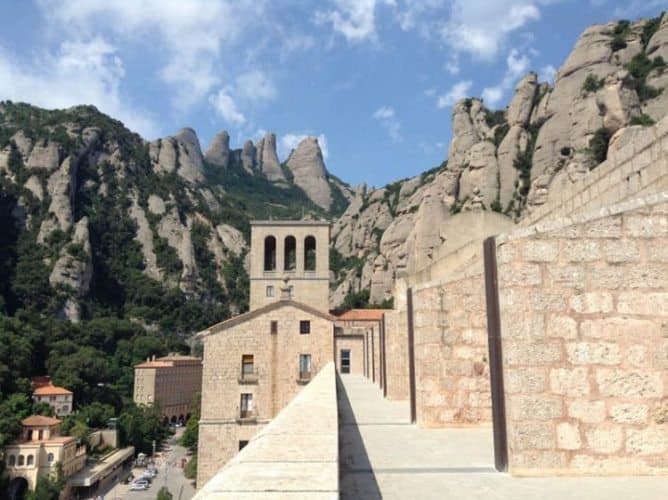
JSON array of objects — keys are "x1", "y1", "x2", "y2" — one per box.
[
  {"x1": 286, "y1": 137, "x2": 332, "y2": 210},
  {"x1": 204, "y1": 130, "x2": 231, "y2": 169},
  {"x1": 149, "y1": 128, "x2": 205, "y2": 184},
  {"x1": 256, "y1": 133, "x2": 287, "y2": 185},
  {"x1": 329, "y1": 12, "x2": 668, "y2": 308}
]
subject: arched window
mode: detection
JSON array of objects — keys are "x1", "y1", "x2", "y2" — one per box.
[
  {"x1": 8, "y1": 455, "x2": 15, "y2": 466},
  {"x1": 18, "y1": 455, "x2": 24, "y2": 466},
  {"x1": 304, "y1": 236, "x2": 316, "y2": 271},
  {"x1": 284, "y1": 236, "x2": 296, "y2": 271},
  {"x1": 26, "y1": 455, "x2": 34, "y2": 466},
  {"x1": 264, "y1": 236, "x2": 276, "y2": 271},
  {"x1": 47, "y1": 453, "x2": 54, "y2": 463}
]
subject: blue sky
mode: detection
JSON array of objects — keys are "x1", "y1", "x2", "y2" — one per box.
[{"x1": 0, "y1": 1, "x2": 666, "y2": 187}]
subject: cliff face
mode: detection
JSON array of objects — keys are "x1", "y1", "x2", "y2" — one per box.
[
  {"x1": 330, "y1": 12, "x2": 668, "y2": 308},
  {"x1": 1, "y1": 13, "x2": 666, "y2": 317}
]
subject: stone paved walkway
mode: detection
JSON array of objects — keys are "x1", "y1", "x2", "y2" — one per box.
[{"x1": 337, "y1": 374, "x2": 665, "y2": 500}]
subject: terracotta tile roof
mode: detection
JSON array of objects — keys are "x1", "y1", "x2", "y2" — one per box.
[
  {"x1": 22, "y1": 415, "x2": 62, "y2": 427},
  {"x1": 335, "y1": 309, "x2": 387, "y2": 321},
  {"x1": 33, "y1": 385, "x2": 72, "y2": 396}
]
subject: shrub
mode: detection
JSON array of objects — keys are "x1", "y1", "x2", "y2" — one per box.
[
  {"x1": 589, "y1": 128, "x2": 612, "y2": 166},
  {"x1": 609, "y1": 20, "x2": 630, "y2": 52},
  {"x1": 641, "y1": 13, "x2": 664, "y2": 49},
  {"x1": 582, "y1": 74, "x2": 605, "y2": 93},
  {"x1": 630, "y1": 114, "x2": 656, "y2": 126}
]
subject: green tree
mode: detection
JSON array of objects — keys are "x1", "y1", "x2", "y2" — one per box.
[
  {"x1": 26, "y1": 464, "x2": 64, "y2": 500},
  {"x1": 118, "y1": 402, "x2": 170, "y2": 454},
  {"x1": 183, "y1": 456, "x2": 197, "y2": 480},
  {"x1": 179, "y1": 393, "x2": 201, "y2": 452},
  {"x1": 156, "y1": 486, "x2": 173, "y2": 500}
]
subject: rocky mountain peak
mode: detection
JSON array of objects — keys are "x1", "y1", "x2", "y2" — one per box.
[
  {"x1": 204, "y1": 130, "x2": 231, "y2": 168},
  {"x1": 149, "y1": 127, "x2": 204, "y2": 184},
  {"x1": 256, "y1": 132, "x2": 286, "y2": 184},
  {"x1": 286, "y1": 136, "x2": 332, "y2": 210}
]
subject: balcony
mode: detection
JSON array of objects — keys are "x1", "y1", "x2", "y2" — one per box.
[
  {"x1": 236, "y1": 409, "x2": 257, "y2": 424},
  {"x1": 238, "y1": 369, "x2": 259, "y2": 385},
  {"x1": 296, "y1": 370, "x2": 312, "y2": 385}
]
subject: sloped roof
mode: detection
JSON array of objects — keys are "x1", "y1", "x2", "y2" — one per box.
[
  {"x1": 134, "y1": 361, "x2": 173, "y2": 369},
  {"x1": 34, "y1": 385, "x2": 72, "y2": 396},
  {"x1": 197, "y1": 299, "x2": 335, "y2": 339},
  {"x1": 336, "y1": 309, "x2": 386, "y2": 321},
  {"x1": 22, "y1": 415, "x2": 62, "y2": 427}
]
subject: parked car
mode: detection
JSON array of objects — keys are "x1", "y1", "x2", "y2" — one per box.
[{"x1": 129, "y1": 480, "x2": 149, "y2": 491}]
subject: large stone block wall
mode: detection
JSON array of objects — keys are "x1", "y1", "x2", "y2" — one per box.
[
  {"x1": 523, "y1": 117, "x2": 668, "y2": 227},
  {"x1": 412, "y1": 272, "x2": 492, "y2": 427},
  {"x1": 497, "y1": 192, "x2": 668, "y2": 475}
]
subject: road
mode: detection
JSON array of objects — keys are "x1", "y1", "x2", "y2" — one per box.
[{"x1": 107, "y1": 429, "x2": 196, "y2": 500}]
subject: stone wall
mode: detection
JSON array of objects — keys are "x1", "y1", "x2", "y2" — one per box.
[
  {"x1": 497, "y1": 192, "x2": 668, "y2": 475},
  {"x1": 412, "y1": 269, "x2": 492, "y2": 427},
  {"x1": 197, "y1": 302, "x2": 334, "y2": 485},
  {"x1": 194, "y1": 363, "x2": 338, "y2": 499},
  {"x1": 385, "y1": 280, "x2": 409, "y2": 401},
  {"x1": 522, "y1": 117, "x2": 668, "y2": 227},
  {"x1": 334, "y1": 334, "x2": 365, "y2": 375}
]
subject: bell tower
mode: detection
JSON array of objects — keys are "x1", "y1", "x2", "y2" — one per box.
[{"x1": 248, "y1": 220, "x2": 330, "y2": 312}]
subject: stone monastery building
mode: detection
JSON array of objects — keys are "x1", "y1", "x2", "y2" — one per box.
[{"x1": 197, "y1": 221, "x2": 387, "y2": 485}]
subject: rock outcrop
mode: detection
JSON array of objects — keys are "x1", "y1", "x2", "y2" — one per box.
[
  {"x1": 149, "y1": 128, "x2": 205, "y2": 184},
  {"x1": 204, "y1": 130, "x2": 231, "y2": 169},
  {"x1": 286, "y1": 137, "x2": 332, "y2": 210},
  {"x1": 256, "y1": 133, "x2": 287, "y2": 185}
]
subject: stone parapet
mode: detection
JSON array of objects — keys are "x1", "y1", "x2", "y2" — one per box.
[
  {"x1": 522, "y1": 116, "x2": 668, "y2": 227},
  {"x1": 194, "y1": 362, "x2": 338, "y2": 499}
]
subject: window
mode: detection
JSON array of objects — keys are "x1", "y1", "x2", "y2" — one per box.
[
  {"x1": 266, "y1": 285, "x2": 274, "y2": 297},
  {"x1": 264, "y1": 236, "x2": 276, "y2": 271},
  {"x1": 304, "y1": 236, "x2": 316, "y2": 271},
  {"x1": 239, "y1": 440, "x2": 249, "y2": 451},
  {"x1": 50, "y1": 396, "x2": 56, "y2": 401},
  {"x1": 240, "y1": 393, "x2": 253, "y2": 419},
  {"x1": 288, "y1": 285, "x2": 294, "y2": 298},
  {"x1": 300, "y1": 320, "x2": 311, "y2": 334},
  {"x1": 340, "y1": 349, "x2": 351, "y2": 374},
  {"x1": 241, "y1": 355, "x2": 254, "y2": 376},
  {"x1": 27, "y1": 455, "x2": 34, "y2": 466},
  {"x1": 8, "y1": 455, "x2": 15, "y2": 466},
  {"x1": 270, "y1": 320, "x2": 278, "y2": 335},
  {"x1": 284, "y1": 236, "x2": 296, "y2": 271},
  {"x1": 18, "y1": 455, "x2": 24, "y2": 466},
  {"x1": 38, "y1": 430, "x2": 43, "y2": 440},
  {"x1": 47, "y1": 453, "x2": 54, "y2": 463},
  {"x1": 299, "y1": 354, "x2": 312, "y2": 379}
]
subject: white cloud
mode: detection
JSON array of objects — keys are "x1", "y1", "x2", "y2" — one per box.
[
  {"x1": 441, "y1": 1, "x2": 541, "y2": 59},
  {"x1": 236, "y1": 70, "x2": 277, "y2": 101},
  {"x1": 395, "y1": 0, "x2": 446, "y2": 33},
  {"x1": 424, "y1": 88, "x2": 437, "y2": 97},
  {"x1": 372, "y1": 106, "x2": 402, "y2": 141},
  {"x1": 481, "y1": 48, "x2": 531, "y2": 107},
  {"x1": 0, "y1": 38, "x2": 159, "y2": 138},
  {"x1": 279, "y1": 133, "x2": 329, "y2": 161},
  {"x1": 315, "y1": 0, "x2": 395, "y2": 43},
  {"x1": 437, "y1": 80, "x2": 472, "y2": 108},
  {"x1": 444, "y1": 55, "x2": 460, "y2": 75},
  {"x1": 539, "y1": 64, "x2": 557, "y2": 83},
  {"x1": 209, "y1": 88, "x2": 246, "y2": 125},
  {"x1": 37, "y1": 0, "x2": 267, "y2": 110}
]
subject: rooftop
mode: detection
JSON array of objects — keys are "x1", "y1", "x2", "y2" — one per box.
[
  {"x1": 336, "y1": 309, "x2": 387, "y2": 321},
  {"x1": 34, "y1": 384, "x2": 72, "y2": 396},
  {"x1": 22, "y1": 415, "x2": 62, "y2": 427},
  {"x1": 250, "y1": 220, "x2": 329, "y2": 227},
  {"x1": 135, "y1": 354, "x2": 202, "y2": 369}
]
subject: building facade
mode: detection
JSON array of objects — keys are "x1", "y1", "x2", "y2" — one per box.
[
  {"x1": 249, "y1": 220, "x2": 330, "y2": 311},
  {"x1": 197, "y1": 220, "x2": 388, "y2": 487},
  {"x1": 4, "y1": 416, "x2": 87, "y2": 495},
  {"x1": 32, "y1": 384, "x2": 73, "y2": 416},
  {"x1": 133, "y1": 355, "x2": 203, "y2": 423}
]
